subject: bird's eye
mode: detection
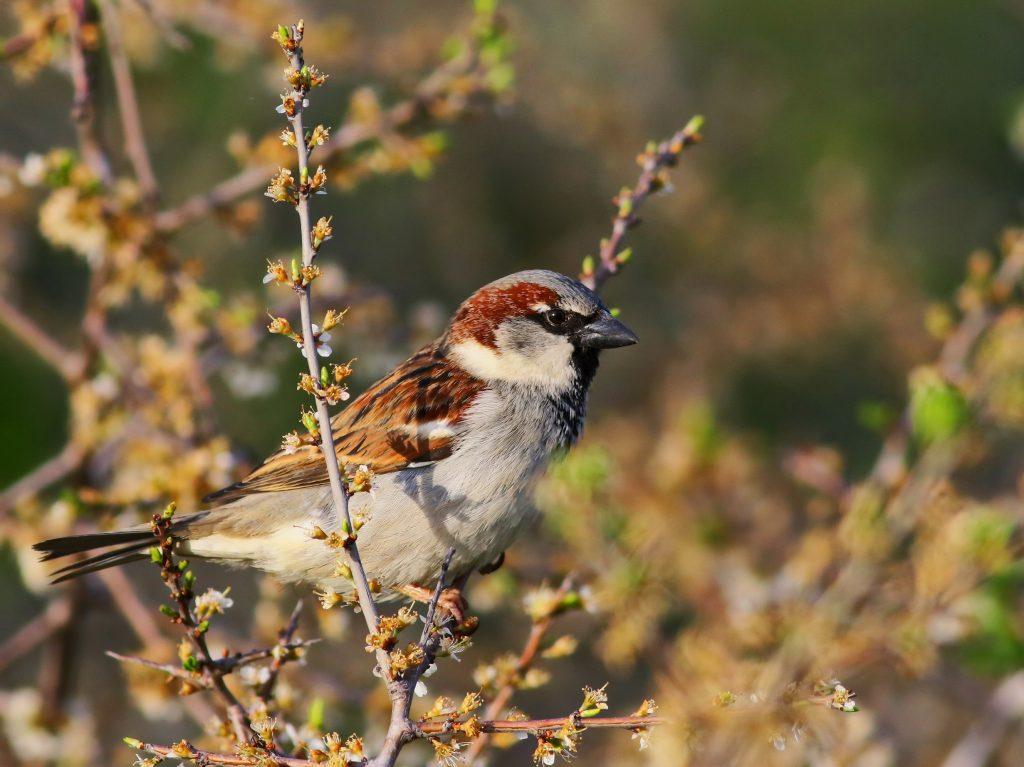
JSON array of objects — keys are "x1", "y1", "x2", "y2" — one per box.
[{"x1": 543, "y1": 308, "x2": 568, "y2": 327}]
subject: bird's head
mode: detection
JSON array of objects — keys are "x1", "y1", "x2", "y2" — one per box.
[{"x1": 444, "y1": 270, "x2": 638, "y2": 391}]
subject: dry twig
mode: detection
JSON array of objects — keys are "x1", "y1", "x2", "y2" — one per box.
[{"x1": 580, "y1": 117, "x2": 704, "y2": 292}]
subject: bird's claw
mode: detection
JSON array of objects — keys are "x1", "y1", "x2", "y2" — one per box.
[
  {"x1": 437, "y1": 587, "x2": 478, "y2": 635},
  {"x1": 437, "y1": 586, "x2": 467, "y2": 623}
]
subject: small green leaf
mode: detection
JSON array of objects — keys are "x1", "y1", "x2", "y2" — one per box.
[
  {"x1": 685, "y1": 114, "x2": 705, "y2": 135},
  {"x1": 307, "y1": 697, "x2": 325, "y2": 730},
  {"x1": 909, "y1": 367, "x2": 970, "y2": 445}
]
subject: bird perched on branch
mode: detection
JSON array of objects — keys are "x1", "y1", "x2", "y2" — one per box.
[{"x1": 35, "y1": 270, "x2": 637, "y2": 620}]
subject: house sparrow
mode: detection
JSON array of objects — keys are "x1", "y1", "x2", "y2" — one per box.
[{"x1": 35, "y1": 270, "x2": 637, "y2": 616}]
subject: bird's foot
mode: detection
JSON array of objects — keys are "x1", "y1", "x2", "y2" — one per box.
[
  {"x1": 437, "y1": 586, "x2": 468, "y2": 625},
  {"x1": 399, "y1": 583, "x2": 478, "y2": 635}
]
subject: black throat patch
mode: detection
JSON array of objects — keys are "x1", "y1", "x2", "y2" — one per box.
[{"x1": 546, "y1": 347, "x2": 599, "y2": 449}]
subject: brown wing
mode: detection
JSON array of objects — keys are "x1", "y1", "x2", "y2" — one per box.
[{"x1": 204, "y1": 342, "x2": 485, "y2": 507}]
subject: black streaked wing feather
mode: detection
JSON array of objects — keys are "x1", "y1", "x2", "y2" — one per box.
[{"x1": 203, "y1": 343, "x2": 485, "y2": 507}]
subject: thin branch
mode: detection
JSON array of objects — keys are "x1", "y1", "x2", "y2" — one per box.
[
  {"x1": 419, "y1": 548, "x2": 456, "y2": 648},
  {"x1": 1, "y1": 9, "x2": 60, "y2": 62},
  {"x1": 151, "y1": 511, "x2": 253, "y2": 744},
  {"x1": 36, "y1": 583, "x2": 84, "y2": 726},
  {"x1": 106, "y1": 637, "x2": 319, "y2": 684},
  {"x1": 67, "y1": 0, "x2": 113, "y2": 186},
  {"x1": 372, "y1": 548, "x2": 456, "y2": 767},
  {"x1": 0, "y1": 596, "x2": 73, "y2": 673},
  {"x1": 153, "y1": 29, "x2": 496, "y2": 234},
  {"x1": 136, "y1": 716, "x2": 666, "y2": 766},
  {"x1": 257, "y1": 601, "x2": 306, "y2": 703},
  {"x1": 464, "y1": 575, "x2": 574, "y2": 762},
  {"x1": 105, "y1": 651, "x2": 210, "y2": 687},
  {"x1": 420, "y1": 714, "x2": 666, "y2": 735},
  {"x1": 98, "y1": 0, "x2": 160, "y2": 205},
  {"x1": 216, "y1": 637, "x2": 321, "y2": 673},
  {"x1": 941, "y1": 671, "x2": 1024, "y2": 767},
  {"x1": 0, "y1": 293, "x2": 83, "y2": 380},
  {"x1": 139, "y1": 742, "x2": 312, "y2": 767},
  {"x1": 0, "y1": 442, "x2": 85, "y2": 515},
  {"x1": 581, "y1": 117, "x2": 704, "y2": 293}
]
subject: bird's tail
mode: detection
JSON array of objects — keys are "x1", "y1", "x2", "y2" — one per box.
[{"x1": 33, "y1": 528, "x2": 157, "y2": 583}]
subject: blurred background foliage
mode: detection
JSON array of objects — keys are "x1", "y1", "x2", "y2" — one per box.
[{"x1": 5, "y1": 1, "x2": 1024, "y2": 765}]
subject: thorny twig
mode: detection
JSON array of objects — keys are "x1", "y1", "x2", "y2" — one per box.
[{"x1": 580, "y1": 117, "x2": 704, "y2": 293}]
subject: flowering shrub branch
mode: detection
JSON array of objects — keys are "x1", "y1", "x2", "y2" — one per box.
[
  {"x1": 579, "y1": 116, "x2": 704, "y2": 292},
  {"x1": 123, "y1": 16, "x2": 687, "y2": 767}
]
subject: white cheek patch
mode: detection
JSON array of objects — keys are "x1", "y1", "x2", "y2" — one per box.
[{"x1": 450, "y1": 338, "x2": 575, "y2": 391}]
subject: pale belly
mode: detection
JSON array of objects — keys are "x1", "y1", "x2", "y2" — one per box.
[
  {"x1": 184, "y1": 460, "x2": 542, "y2": 593},
  {"x1": 184, "y1": 386, "x2": 563, "y2": 591}
]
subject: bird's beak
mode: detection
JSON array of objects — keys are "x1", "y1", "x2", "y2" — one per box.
[{"x1": 576, "y1": 312, "x2": 639, "y2": 349}]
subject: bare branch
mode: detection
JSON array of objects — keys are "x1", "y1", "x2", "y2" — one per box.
[
  {"x1": 0, "y1": 442, "x2": 85, "y2": 515},
  {"x1": 67, "y1": 0, "x2": 113, "y2": 186},
  {"x1": 135, "y1": 716, "x2": 665, "y2": 766},
  {"x1": 96, "y1": 567, "x2": 171, "y2": 651},
  {"x1": 420, "y1": 714, "x2": 666, "y2": 735},
  {"x1": 150, "y1": 511, "x2": 253, "y2": 744},
  {"x1": 105, "y1": 651, "x2": 211, "y2": 687},
  {"x1": 98, "y1": 0, "x2": 160, "y2": 204},
  {"x1": 0, "y1": 596, "x2": 73, "y2": 673},
  {"x1": 255, "y1": 600, "x2": 306, "y2": 704},
  {"x1": 1, "y1": 10, "x2": 60, "y2": 61},
  {"x1": 0, "y1": 293, "x2": 83, "y2": 380}
]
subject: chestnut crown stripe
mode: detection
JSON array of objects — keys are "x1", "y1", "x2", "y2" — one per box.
[{"x1": 447, "y1": 282, "x2": 562, "y2": 348}]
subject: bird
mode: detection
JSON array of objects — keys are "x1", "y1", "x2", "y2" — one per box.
[{"x1": 34, "y1": 270, "x2": 637, "y2": 620}]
